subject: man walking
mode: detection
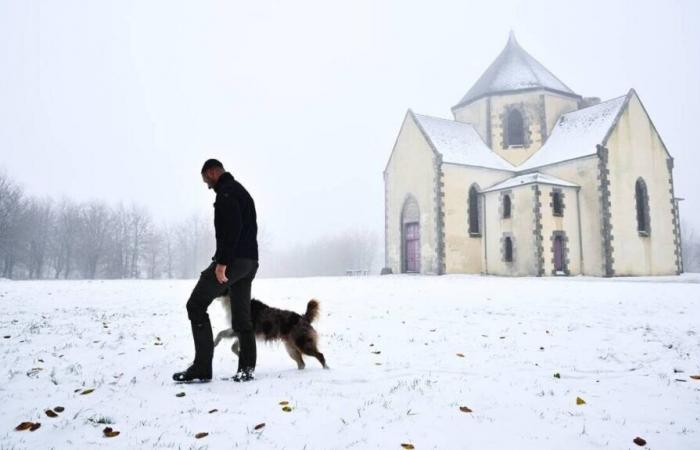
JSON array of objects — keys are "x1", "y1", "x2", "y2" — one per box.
[{"x1": 173, "y1": 159, "x2": 259, "y2": 383}]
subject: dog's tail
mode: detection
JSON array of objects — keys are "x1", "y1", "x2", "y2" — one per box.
[{"x1": 304, "y1": 299, "x2": 320, "y2": 323}]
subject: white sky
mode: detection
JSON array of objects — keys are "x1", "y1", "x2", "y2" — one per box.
[{"x1": 1, "y1": 0, "x2": 698, "y2": 252}]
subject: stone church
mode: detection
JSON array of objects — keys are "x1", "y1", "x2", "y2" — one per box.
[{"x1": 384, "y1": 33, "x2": 682, "y2": 277}]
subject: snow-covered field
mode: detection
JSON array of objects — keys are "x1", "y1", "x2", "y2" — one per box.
[{"x1": 1, "y1": 274, "x2": 700, "y2": 449}]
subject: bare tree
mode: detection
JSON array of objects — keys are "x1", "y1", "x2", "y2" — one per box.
[
  {"x1": 23, "y1": 197, "x2": 54, "y2": 279},
  {"x1": 682, "y1": 222, "x2": 700, "y2": 273},
  {"x1": 0, "y1": 174, "x2": 25, "y2": 278},
  {"x1": 77, "y1": 201, "x2": 110, "y2": 279}
]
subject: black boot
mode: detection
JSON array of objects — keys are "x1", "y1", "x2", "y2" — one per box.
[
  {"x1": 232, "y1": 330, "x2": 256, "y2": 382},
  {"x1": 173, "y1": 320, "x2": 214, "y2": 382}
]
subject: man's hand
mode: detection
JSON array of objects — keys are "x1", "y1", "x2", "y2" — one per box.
[{"x1": 215, "y1": 264, "x2": 229, "y2": 284}]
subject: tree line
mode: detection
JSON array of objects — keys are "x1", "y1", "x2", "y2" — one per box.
[
  {"x1": 0, "y1": 172, "x2": 215, "y2": 279},
  {"x1": 0, "y1": 171, "x2": 381, "y2": 280}
]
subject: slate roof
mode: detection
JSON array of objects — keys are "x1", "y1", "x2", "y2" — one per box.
[
  {"x1": 412, "y1": 112, "x2": 515, "y2": 171},
  {"x1": 481, "y1": 172, "x2": 579, "y2": 193},
  {"x1": 454, "y1": 32, "x2": 579, "y2": 109},
  {"x1": 517, "y1": 93, "x2": 628, "y2": 171}
]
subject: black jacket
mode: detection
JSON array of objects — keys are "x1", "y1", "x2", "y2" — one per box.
[{"x1": 212, "y1": 172, "x2": 259, "y2": 264}]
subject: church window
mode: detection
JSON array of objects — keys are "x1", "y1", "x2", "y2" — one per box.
[
  {"x1": 504, "y1": 237, "x2": 513, "y2": 262},
  {"x1": 635, "y1": 178, "x2": 650, "y2": 236},
  {"x1": 469, "y1": 185, "x2": 480, "y2": 236},
  {"x1": 506, "y1": 109, "x2": 525, "y2": 146},
  {"x1": 503, "y1": 194, "x2": 511, "y2": 219},
  {"x1": 552, "y1": 191, "x2": 563, "y2": 216}
]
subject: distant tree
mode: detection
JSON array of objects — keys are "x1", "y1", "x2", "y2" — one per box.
[
  {"x1": 77, "y1": 201, "x2": 110, "y2": 279},
  {"x1": 682, "y1": 222, "x2": 700, "y2": 273},
  {"x1": 0, "y1": 174, "x2": 25, "y2": 278},
  {"x1": 23, "y1": 197, "x2": 53, "y2": 279}
]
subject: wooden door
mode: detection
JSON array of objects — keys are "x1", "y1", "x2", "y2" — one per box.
[{"x1": 404, "y1": 222, "x2": 420, "y2": 273}]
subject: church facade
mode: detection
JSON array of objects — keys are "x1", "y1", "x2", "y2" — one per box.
[{"x1": 384, "y1": 34, "x2": 682, "y2": 277}]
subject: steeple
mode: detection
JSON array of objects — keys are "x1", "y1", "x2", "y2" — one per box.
[{"x1": 453, "y1": 33, "x2": 579, "y2": 110}]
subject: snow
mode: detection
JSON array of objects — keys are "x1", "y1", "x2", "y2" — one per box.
[
  {"x1": 482, "y1": 172, "x2": 579, "y2": 193},
  {"x1": 413, "y1": 113, "x2": 515, "y2": 171},
  {"x1": 518, "y1": 94, "x2": 628, "y2": 171},
  {"x1": 455, "y1": 33, "x2": 578, "y2": 108},
  {"x1": 2, "y1": 274, "x2": 700, "y2": 449}
]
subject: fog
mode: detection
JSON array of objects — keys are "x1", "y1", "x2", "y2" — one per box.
[{"x1": 1, "y1": 0, "x2": 699, "y2": 276}]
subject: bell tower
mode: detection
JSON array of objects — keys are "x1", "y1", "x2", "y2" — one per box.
[{"x1": 451, "y1": 33, "x2": 581, "y2": 166}]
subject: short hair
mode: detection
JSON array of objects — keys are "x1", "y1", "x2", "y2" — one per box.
[{"x1": 201, "y1": 159, "x2": 224, "y2": 174}]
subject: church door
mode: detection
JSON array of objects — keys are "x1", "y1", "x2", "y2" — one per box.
[
  {"x1": 553, "y1": 236, "x2": 564, "y2": 273},
  {"x1": 404, "y1": 222, "x2": 420, "y2": 273}
]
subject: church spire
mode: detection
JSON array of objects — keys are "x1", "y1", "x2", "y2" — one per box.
[{"x1": 453, "y1": 33, "x2": 579, "y2": 110}]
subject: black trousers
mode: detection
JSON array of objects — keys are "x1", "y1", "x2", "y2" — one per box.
[{"x1": 185, "y1": 258, "x2": 259, "y2": 370}]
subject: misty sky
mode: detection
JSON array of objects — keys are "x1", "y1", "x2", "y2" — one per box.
[{"x1": 1, "y1": 0, "x2": 699, "y2": 254}]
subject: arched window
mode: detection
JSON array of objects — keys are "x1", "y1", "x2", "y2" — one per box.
[
  {"x1": 506, "y1": 109, "x2": 525, "y2": 146},
  {"x1": 635, "y1": 178, "x2": 650, "y2": 235},
  {"x1": 504, "y1": 237, "x2": 513, "y2": 262},
  {"x1": 468, "y1": 185, "x2": 480, "y2": 235},
  {"x1": 503, "y1": 194, "x2": 511, "y2": 219}
]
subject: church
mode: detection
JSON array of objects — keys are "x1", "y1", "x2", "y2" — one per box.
[{"x1": 383, "y1": 33, "x2": 682, "y2": 277}]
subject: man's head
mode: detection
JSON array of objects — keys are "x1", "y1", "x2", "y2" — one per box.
[{"x1": 201, "y1": 159, "x2": 225, "y2": 189}]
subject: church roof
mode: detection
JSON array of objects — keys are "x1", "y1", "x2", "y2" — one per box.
[
  {"x1": 481, "y1": 172, "x2": 579, "y2": 193},
  {"x1": 412, "y1": 112, "x2": 515, "y2": 171},
  {"x1": 453, "y1": 33, "x2": 579, "y2": 109},
  {"x1": 518, "y1": 93, "x2": 629, "y2": 171}
]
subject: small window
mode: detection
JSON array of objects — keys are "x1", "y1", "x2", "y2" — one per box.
[
  {"x1": 552, "y1": 191, "x2": 563, "y2": 216},
  {"x1": 506, "y1": 109, "x2": 524, "y2": 146},
  {"x1": 469, "y1": 185, "x2": 480, "y2": 235},
  {"x1": 503, "y1": 195, "x2": 511, "y2": 219},
  {"x1": 504, "y1": 237, "x2": 513, "y2": 262},
  {"x1": 635, "y1": 178, "x2": 650, "y2": 235}
]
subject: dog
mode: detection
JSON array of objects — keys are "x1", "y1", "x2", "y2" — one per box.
[{"x1": 214, "y1": 297, "x2": 328, "y2": 370}]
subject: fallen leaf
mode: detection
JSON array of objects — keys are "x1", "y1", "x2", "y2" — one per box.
[
  {"x1": 29, "y1": 422, "x2": 41, "y2": 431},
  {"x1": 45, "y1": 409, "x2": 58, "y2": 418},
  {"x1": 400, "y1": 444, "x2": 415, "y2": 449},
  {"x1": 553, "y1": 373, "x2": 561, "y2": 379},
  {"x1": 576, "y1": 397, "x2": 586, "y2": 405},
  {"x1": 80, "y1": 388, "x2": 95, "y2": 395},
  {"x1": 54, "y1": 406, "x2": 65, "y2": 413},
  {"x1": 633, "y1": 437, "x2": 647, "y2": 446},
  {"x1": 195, "y1": 432, "x2": 208, "y2": 439},
  {"x1": 103, "y1": 426, "x2": 120, "y2": 438},
  {"x1": 459, "y1": 406, "x2": 473, "y2": 413},
  {"x1": 254, "y1": 423, "x2": 265, "y2": 430},
  {"x1": 278, "y1": 401, "x2": 289, "y2": 405},
  {"x1": 208, "y1": 409, "x2": 218, "y2": 414},
  {"x1": 176, "y1": 392, "x2": 186, "y2": 397},
  {"x1": 15, "y1": 422, "x2": 34, "y2": 431},
  {"x1": 282, "y1": 406, "x2": 293, "y2": 412},
  {"x1": 456, "y1": 353, "x2": 465, "y2": 358},
  {"x1": 690, "y1": 375, "x2": 700, "y2": 380}
]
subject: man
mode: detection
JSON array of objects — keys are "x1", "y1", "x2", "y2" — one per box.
[{"x1": 172, "y1": 159, "x2": 259, "y2": 383}]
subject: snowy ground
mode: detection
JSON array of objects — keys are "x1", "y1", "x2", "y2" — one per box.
[{"x1": 1, "y1": 274, "x2": 700, "y2": 449}]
